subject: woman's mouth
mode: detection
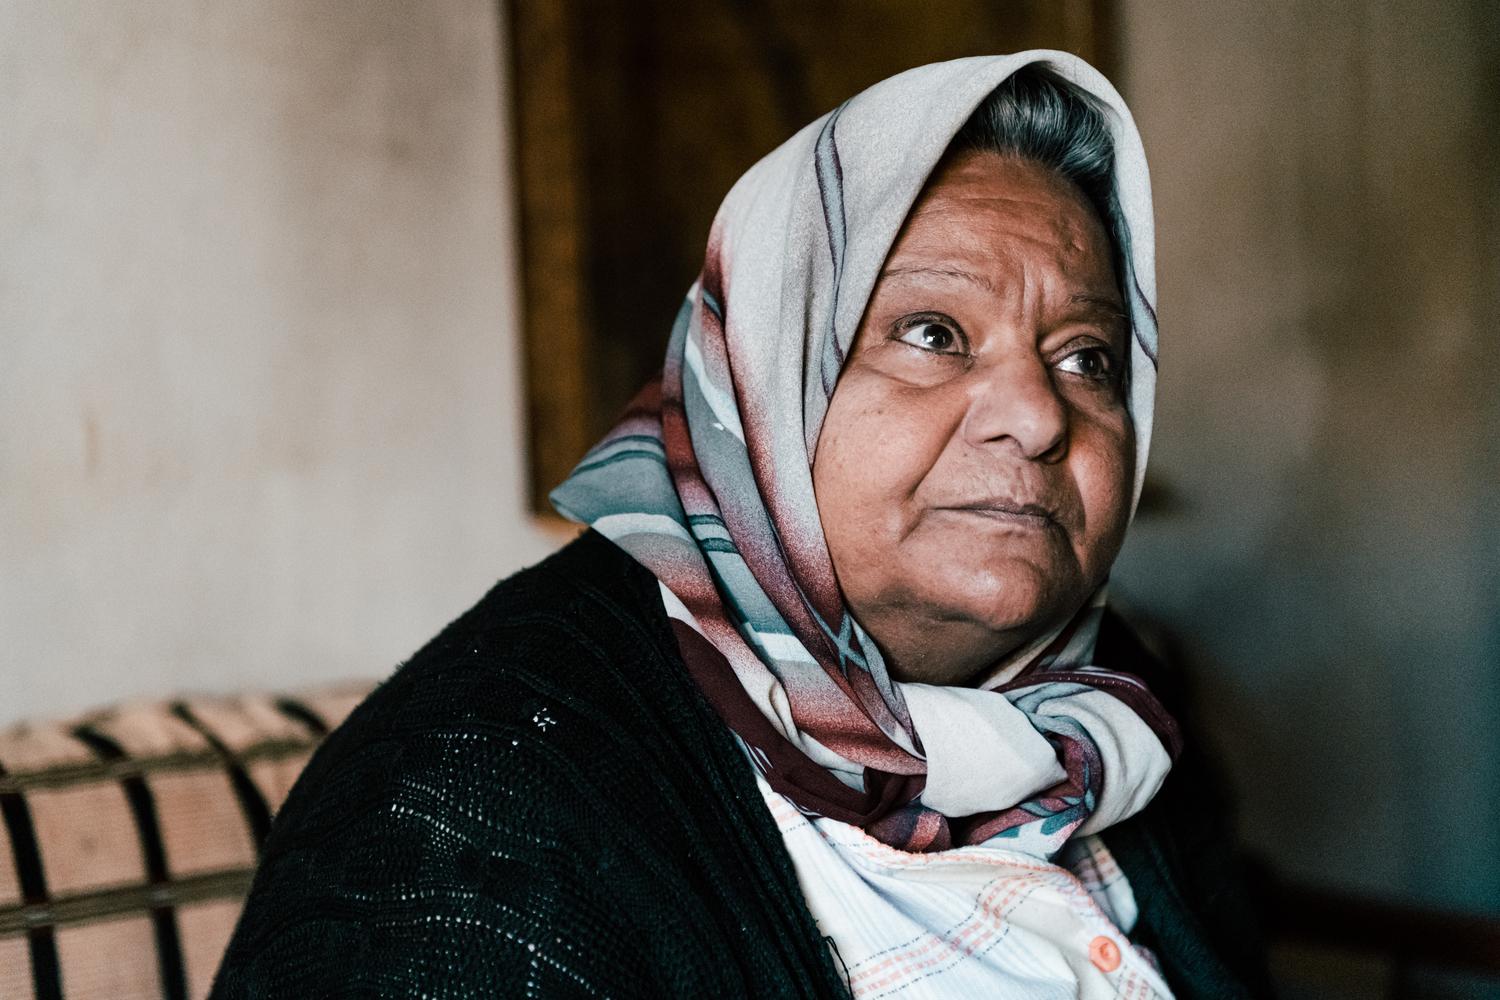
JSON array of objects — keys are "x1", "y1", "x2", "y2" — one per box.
[{"x1": 938, "y1": 500, "x2": 1060, "y2": 530}]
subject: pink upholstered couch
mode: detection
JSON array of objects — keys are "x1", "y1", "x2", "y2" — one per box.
[{"x1": 0, "y1": 682, "x2": 375, "y2": 999}]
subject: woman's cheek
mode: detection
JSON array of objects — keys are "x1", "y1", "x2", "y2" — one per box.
[
  {"x1": 817, "y1": 377, "x2": 924, "y2": 542},
  {"x1": 839, "y1": 386, "x2": 926, "y2": 496},
  {"x1": 1071, "y1": 410, "x2": 1134, "y2": 574}
]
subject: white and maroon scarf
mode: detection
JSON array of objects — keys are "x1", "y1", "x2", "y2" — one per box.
[{"x1": 552, "y1": 52, "x2": 1177, "y2": 856}]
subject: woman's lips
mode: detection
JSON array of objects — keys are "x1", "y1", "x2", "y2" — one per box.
[{"x1": 936, "y1": 501, "x2": 1060, "y2": 530}]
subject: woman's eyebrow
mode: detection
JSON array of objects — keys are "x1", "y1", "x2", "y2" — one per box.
[
  {"x1": 1067, "y1": 293, "x2": 1129, "y2": 322},
  {"x1": 880, "y1": 264, "x2": 996, "y2": 293}
]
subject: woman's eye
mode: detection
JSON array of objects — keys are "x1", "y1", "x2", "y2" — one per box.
[
  {"x1": 1056, "y1": 347, "x2": 1116, "y2": 381},
  {"x1": 895, "y1": 321, "x2": 963, "y2": 354}
]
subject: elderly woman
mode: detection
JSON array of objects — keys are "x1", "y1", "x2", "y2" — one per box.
[{"x1": 214, "y1": 53, "x2": 1268, "y2": 999}]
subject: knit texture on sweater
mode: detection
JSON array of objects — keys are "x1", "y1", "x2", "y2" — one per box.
[{"x1": 211, "y1": 530, "x2": 1271, "y2": 999}]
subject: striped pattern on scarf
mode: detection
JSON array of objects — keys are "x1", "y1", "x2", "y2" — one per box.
[{"x1": 553, "y1": 53, "x2": 1178, "y2": 855}]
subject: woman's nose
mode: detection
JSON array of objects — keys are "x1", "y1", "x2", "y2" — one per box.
[{"x1": 959, "y1": 357, "x2": 1068, "y2": 461}]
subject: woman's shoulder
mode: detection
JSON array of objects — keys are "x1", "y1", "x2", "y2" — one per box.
[
  {"x1": 274, "y1": 529, "x2": 685, "y2": 834},
  {"x1": 388, "y1": 529, "x2": 665, "y2": 698},
  {"x1": 215, "y1": 531, "x2": 848, "y2": 997},
  {"x1": 214, "y1": 534, "x2": 684, "y2": 994},
  {"x1": 349, "y1": 529, "x2": 669, "y2": 726}
]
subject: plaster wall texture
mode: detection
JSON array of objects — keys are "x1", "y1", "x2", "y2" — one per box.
[
  {"x1": 0, "y1": 1, "x2": 561, "y2": 725},
  {"x1": 1113, "y1": 0, "x2": 1499, "y2": 914}
]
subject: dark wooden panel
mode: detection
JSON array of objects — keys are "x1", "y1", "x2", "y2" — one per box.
[{"x1": 509, "y1": 1, "x2": 1115, "y2": 512}]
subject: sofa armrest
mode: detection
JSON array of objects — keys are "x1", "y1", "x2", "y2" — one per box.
[{"x1": 0, "y1": 682, "x2": 375, "y2": 1000}]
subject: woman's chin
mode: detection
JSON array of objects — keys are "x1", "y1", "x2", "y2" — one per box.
[
  {"x1": 924, "y1": 551, "x2": 1084, "y2": 640},
  {"x1": 870, "y1": 561, "x2": 1074, "y2": 685}
]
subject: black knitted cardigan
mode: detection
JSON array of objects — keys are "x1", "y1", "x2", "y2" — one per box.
[{"x1": 212, "y1": 530, "x2": 1272, "y2": 999}]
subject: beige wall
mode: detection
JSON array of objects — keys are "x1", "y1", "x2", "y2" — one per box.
[
  {"x1": 1, "y1": 2, "x2": 561, "y2": 725},
  {"x1": 1114, "y1": 0, "x2": 1499, "y2": 913}
]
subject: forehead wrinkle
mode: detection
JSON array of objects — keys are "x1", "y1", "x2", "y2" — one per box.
[
  {"x1": 911, "y1": 178, "x2": 1093, "y2": 236},
  {"x1": 880, "y1": 235, "x2": 1082, "y2": 311},
  {"x1": 896, "y1": 209, "x2": 1095, "y2": 285},
  {"x1": 880, "y1": 265, "x2": 997, "y2": 294}
]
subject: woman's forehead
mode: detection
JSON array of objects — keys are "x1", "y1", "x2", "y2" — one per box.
[
  {"x1": 898, "y1": 153, "x2": 1106, "y2": 247},
  {"x1": 878, "y1": 171, "x2": 1120, "y2": 307}
]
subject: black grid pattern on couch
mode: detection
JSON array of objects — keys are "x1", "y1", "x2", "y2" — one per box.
[{"x1": 0, "y1": 683, "x2": 374, "y2": 1000}]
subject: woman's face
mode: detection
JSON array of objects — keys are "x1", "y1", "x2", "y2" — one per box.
[{"x1": 813, "y1": 151, "x2": 1134, "y2": 686}]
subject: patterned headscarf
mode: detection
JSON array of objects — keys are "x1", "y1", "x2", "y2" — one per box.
[{"x1": 552, "y1": 52, "x2": 1180, "y2": 855}]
